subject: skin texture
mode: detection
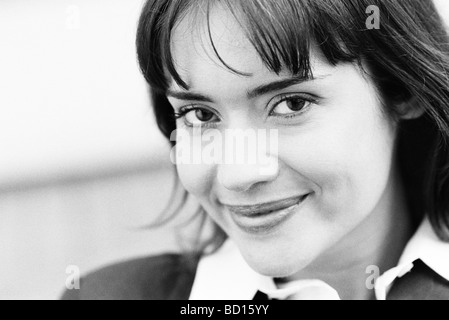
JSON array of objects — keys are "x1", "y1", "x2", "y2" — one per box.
[{"x1": 167, "y1": 4, "x2": 415, "y2": 299}]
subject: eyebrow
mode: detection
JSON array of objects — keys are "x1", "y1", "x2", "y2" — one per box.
[
  {"x1": 166, "y1": 90, "x2": 214, "y2": 102},
  {"x1": 166, "y1": 74, "x2": 329, "y2": 102}
]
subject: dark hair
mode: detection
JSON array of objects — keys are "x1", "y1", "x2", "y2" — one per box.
[{"x1": 136, "y1": 0, "x2": 449, "y2": 249}]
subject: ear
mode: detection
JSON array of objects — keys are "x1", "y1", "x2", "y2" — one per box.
[{"x1": 395, "y1": 96, "x2": 425, "y2": 120}]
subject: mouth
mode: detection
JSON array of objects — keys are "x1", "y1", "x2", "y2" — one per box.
[{"x1": 223, "y1": 194, "x2": 311, "y2": 235}]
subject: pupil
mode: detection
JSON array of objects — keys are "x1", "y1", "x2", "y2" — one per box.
[
  {"x1": 287, "y1": 99, "x2": 305, "y2": 111},
  {"x1": 196, "y1": 109, "x2": 213, "y2": 122}
]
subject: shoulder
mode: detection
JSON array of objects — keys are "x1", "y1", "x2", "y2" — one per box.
[{"x1": 61, "y1": 254, "x2": 200, "y2": 300}]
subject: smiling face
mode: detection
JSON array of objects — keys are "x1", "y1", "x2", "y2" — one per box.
[{"x1": 167, "y1": 5, "x2": 400, "y2": 278}]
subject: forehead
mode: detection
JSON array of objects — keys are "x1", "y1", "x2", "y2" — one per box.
[
  {"x1": 168, "y1": 3, "x2": 332, "y2": 94},
  {"x1": 170, "y1": 4, "x2": 264, "y2": 81}
]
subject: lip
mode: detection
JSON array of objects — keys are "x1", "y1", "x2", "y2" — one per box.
[{"x1": 223, "y1": 194, "x2": 311, "y2": 235}]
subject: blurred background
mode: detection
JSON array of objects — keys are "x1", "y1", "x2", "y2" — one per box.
[{"x1": 1, "y1": 0, "x2": 449, "y2": 300}]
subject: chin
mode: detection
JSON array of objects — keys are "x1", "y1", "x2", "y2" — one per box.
[
  {"x1": 239, "y1": 245, "x2": 316, "y2": 278},
  {"x1": 248, "y1": 256, "x2": 312, "y2": 278}
]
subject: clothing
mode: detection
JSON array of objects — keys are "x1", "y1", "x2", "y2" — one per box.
[
  {"x1": 61, "y1": 254, "x2": 200, "y2": 300},
  {"x1": 62, "y1": 218, "x2": 449, "y2": 300},
  {"x1": 374, "y1": 217, "x2": 449, "y2": 300}
]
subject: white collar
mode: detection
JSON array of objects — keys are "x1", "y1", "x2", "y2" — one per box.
[
  {"x1": 375, "y1": 217, "x2": 449, "y2": 300},
  {"x1": 189, "y1": 239, "x2": 277, "y2": 300},
  {"x1": 190, "y1": 217, "x2": 449, "y2": 300}
]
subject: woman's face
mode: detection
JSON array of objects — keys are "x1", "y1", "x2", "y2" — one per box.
[{"x1": 167, "y1": 6, "x2": 399, "y2": 277}]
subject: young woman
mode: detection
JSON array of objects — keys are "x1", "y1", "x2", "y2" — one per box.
[{"x1": 63, "y1": 0, "x2": 449, "y2": 300}]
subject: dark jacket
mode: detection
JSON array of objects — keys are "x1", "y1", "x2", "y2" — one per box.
[{"x1": 61, "y1": 255, "x2": 449, "y2": 300}]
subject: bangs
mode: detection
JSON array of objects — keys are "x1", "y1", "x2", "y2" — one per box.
[{"x1": 137, "y1": 0, "x2": 360, "y2": 92}]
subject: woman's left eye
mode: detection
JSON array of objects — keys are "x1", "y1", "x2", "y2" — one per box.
[{"x1": 269, "y1": 95, "x2": 314, "y2": 118}]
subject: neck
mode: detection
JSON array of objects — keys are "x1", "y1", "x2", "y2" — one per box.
[{"x1": 283, "y1": 165, "x2": 414, "y2": 300}]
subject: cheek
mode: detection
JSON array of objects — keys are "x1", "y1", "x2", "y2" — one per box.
[
  {"x1": 173, "y1": 131, "x2": 216, "y2": 200},
  {"x1": 177, "y1": 163, "x2": 212, "y2": 199},
  {"x1": 280, "y1": 99, "x2": 396, "y2": 219}
]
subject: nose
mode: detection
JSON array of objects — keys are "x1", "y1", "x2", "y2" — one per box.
[{"x1": 217, "y1": 156, "x2": 279, "y2": 192}]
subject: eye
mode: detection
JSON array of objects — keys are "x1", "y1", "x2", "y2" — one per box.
[
  {"x1": 269, "y1": 94, "x2": 314, "y2": 118},
  {"x1": 174, "y1": 106, "x2": 220, "y2": 127}
]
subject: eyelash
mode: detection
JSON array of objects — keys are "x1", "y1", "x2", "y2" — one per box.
[
  {"x1": 173, "y1": 106, "x2": 219, "y2": 129},
  {"x1": 174, "y1": 106, "x2": 202, "y2": 120},
  {"x1": 269, "y1": 93, "x2": 317, "y2": 119},
  {"x1": 173, "y1": 93, "x2": 317, "y2": 128}
]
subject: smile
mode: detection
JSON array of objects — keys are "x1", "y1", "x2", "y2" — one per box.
[{"x1": 223, "y1": 194, "x2": 311, "y2": 235}]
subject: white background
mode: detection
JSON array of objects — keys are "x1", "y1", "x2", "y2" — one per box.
[{"x1": 0, "y1": 0, "x2": 168, "y2": 189}]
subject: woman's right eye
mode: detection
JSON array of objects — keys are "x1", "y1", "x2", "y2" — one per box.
[{"x1": 174, "y1": 106, "x2": 220, "y2": 128}]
